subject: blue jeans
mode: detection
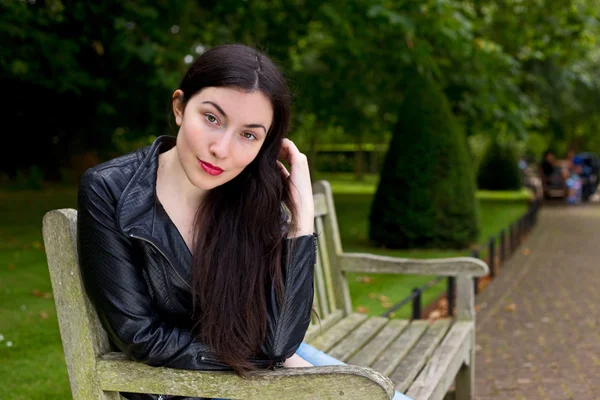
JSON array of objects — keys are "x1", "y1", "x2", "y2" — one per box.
[
  {"x1": 213, "y1": 342, "x2": 413, "y2": 400},
  {"x1": 295, "y1": 343, "x2": 413, "y2": 400}
]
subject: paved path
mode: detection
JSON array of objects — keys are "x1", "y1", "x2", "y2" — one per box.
[{"x1": 474, "y1": 204, "x2": 600, "y2": 400}]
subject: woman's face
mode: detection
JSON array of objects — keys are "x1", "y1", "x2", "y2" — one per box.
[{"x1": 173, "y1": 87, "x2": 274, "y2": 191}]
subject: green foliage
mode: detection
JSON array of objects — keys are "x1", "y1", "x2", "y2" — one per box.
[
  {"x1": 3, "y1": 0, "x2": 600, "y2": 175},
  {"x1": 368, "y1": 73, "x2": 479, "y2": 249},
  {"x1": 477, "y1": 137, "x2": 523, "y2": 191}
]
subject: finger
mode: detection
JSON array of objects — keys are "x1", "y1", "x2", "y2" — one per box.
[
  {"x1": 279, "y1": 139, "x2": 301, "y2": 163},
  {"x1": 279, "y1": 139, "x2": 292, "y2": 161},
  {"x1": 277, "y1": 160, "x2": 291, "y2": 178}
]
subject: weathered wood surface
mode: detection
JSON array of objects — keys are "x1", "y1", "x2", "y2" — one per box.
[
  {"x1": 406, "y1": 322, "x2": 472, "y2": 400},
  {"x1": 316, "y1": 216, "x2": 339, "y2": 313},
  {"x1": 391, "y1": 320, "x2": 452, "y2": 393},
  {"x1": 98, "y1": 353, "x2": 395, "y2": 400},
  {"x1": 340, "y1": 253, "x2": 489, "y2": 277},
  {"x1": 347, "y1": 320, "x2": 408, "y2": 367},
  {"x1": 305, "y1": 309, "x2": 344, "y2": 343},
  {"x1": 313, "y1": 193, "x2": 328, "y2": 217},
  {"x1": 328, "y1": 317, "x2": 388, "y2": 362},
  {"x1": 43, "y1": 209, "x2": 120, "y2": 400},
  {"x1": 314, "y1": 235, "x2": 331, "y2": 318},
  {"x1": 456, "y1": 275, "x2": 475, "y2": 322},
  {"x1": 371, "y1": 320, "x2": 428, "y2": 376},
  {"x1": 312, "y1": 180, "x2": 353, "y2": 314},
  {"x1": 309, "y1": 313, "x2": 368, "y2": 352}
]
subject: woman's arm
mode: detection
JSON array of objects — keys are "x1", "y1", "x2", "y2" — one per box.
[
  {"x1": 261, "y1": 139, "x2": 316, "y2": 362},
  {"x1": 262, "y1": 233, "x2": 316, "y2": 362},
  {"x1": 77, "y1": 169, "x2": 226, "y2": 370}
]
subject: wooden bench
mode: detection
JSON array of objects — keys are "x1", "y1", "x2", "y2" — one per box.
[{"x1": 42, "y1": 180, "x2": 488, "y2": 400}]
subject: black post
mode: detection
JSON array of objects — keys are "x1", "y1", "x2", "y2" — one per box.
[
  {"x1": 412, "y1": 288, "x2": 422, "y2": 319},
  {"x1": 489, "y1": 239, "x2": 496, "y2": 278},
  {"x1": 472, "y1": 250, "x2": 480, "y2": 294},
  {"x1": 447, "y1": 277, "x2": 455, "y2": 317}
]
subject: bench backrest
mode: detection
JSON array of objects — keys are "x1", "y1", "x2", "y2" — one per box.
[
  {"x1": 42, "y1": 180, "x2": 351, "y2": 397},
  {"x1": 310, "y1": 181, "x2": 353, "y2": 327}
]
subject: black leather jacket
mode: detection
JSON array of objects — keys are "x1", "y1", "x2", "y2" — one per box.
[{"x1": 77, "y1": 136, "x2": 316, "y2": 400}]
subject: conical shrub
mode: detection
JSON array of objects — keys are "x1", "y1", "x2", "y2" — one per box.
[{"x1": 369, "y1": 73, "x2": 479, "y2": 249}]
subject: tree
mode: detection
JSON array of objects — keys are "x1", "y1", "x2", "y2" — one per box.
[{"x1": 369, "y1": 72, "x2": 479, "y2": 249}]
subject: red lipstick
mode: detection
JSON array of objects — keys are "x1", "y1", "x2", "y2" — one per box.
[{"x1": 198, "y1": 159, "x2": 224, "y2": 176}]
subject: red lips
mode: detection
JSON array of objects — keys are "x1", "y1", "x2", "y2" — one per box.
[{"x1": 198, "y1": 159, "x2": 224, "y2": 176}]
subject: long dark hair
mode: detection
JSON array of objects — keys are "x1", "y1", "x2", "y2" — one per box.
[{"x1": 177, "y1": 44, "x2": 297, "y2": 375}]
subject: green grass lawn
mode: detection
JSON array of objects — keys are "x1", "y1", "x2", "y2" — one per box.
[
  {"x1": 0, "y1": 187, "x2": 78, "y2": 399},
  {"x1": 0, "y1": 176, "x2": 529, "y2": 398}
]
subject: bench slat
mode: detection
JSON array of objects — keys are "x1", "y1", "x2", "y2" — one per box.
[
  {"x1": 391, "y1": 319, "x2": 452, "y2": 393},
  {"x1": 304, "y1": 309, "x2": 344, "y2": 343},
  {"x1": 406, "y1": 322, "x2": 472, "y2": 400},
  {"x1": 309, "y1": 313, "x2": 368, "y2": 352},
  {"x1": 371, "y1": 320, "x2": 429, "y2": 376},
  {"x1": 347, "y1": 319, "x2": 409, "y2": 367},
  {"x1": 314, "y1": 237, "x2": 330, "y2": 317},
  {"x1": 313, "y1": 193, "x2": 328, "y2": 217},
  {"x1": 328, "y1": 317, "x2": 388, "y2": 362},
  {"x1": 315, "y1": 217, "x2": 338, "y2": 312}
]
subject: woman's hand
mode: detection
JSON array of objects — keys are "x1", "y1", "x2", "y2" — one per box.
[{"x1": 278, "y1": 138, "x2": 314, "y2": 237}]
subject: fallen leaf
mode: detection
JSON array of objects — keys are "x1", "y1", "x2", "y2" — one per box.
[
  {"x1": 505, "y1": 303, "x2": 517, "y2": 312},
  {"x1": 438, "y1": 298, "x2": 448, "y2": 308},
  {"x1": 39, "y1": 311, "x2": 48, "y2": 319},
  {"x1": 32, "y1": 290, "x2": 42, "y2": 297},
  {"x1": 475, "y1": 304, "x2": 481, "y2": 312},
  {"x1": 388, "y1": 312, "x2": 395, "y2": 318},
  {"x1": 356, "y1": 306, "x2": 369, "y2": 314},
  {"x1": 381, "y1": 302, "x2": 393, "y2": 309},
  {"x1": 522, "y1": 248, "x2": 531, "y2": 256},
  {"x1": 429, "y1": 310, "x2": 441, "y2": 320},
  {"x1": 368, "y1": 292, "x2": 377, "y2": 299},
  {"x1": 42, "y1": 292, "x2": 53, "y2": 299},
  {"x1": 378, "y1": 295, "x2": 389, "y2": 303},
  {"x1": 8, "y1": 264, "x2": 15, "y2": 270},
  {"x1": 356, "y1": 276, "x2": 373, "y2": 284}
]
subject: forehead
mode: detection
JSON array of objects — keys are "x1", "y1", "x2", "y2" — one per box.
[{"x1": 192, "y1": 87, "x2": 273, "y2": 127}]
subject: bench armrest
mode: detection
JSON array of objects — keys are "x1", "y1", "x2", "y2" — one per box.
[
  {"x1": 340, "y1": 253, "x2": 489, "y2": 277},
  {"x1": 98, "y1": 353, "x2": 395, "y2": 400}
]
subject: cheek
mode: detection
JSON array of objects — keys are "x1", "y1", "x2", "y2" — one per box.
[
  {"x1": 233, "y1": 146, "x2": 262, "y2": 169},
  {"x1": 180, "y1": 118, "x2": 205, "y2": 148}
]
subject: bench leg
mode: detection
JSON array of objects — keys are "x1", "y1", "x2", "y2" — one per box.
[{"x1": 454, "y1": 344, "x2": 474, "y2": 400}]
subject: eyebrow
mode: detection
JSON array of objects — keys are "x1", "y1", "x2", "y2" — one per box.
[{"x1": 202, "y1": 101, "x2": 267, "y2": 134}]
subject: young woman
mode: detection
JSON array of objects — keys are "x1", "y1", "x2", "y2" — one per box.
[{"x1": 77, "y1": 44, "x2": 411, "y2": 400}]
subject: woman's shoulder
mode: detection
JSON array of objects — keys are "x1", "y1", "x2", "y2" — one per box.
[{"x1": 78, "y1": 146, "x2": 150, "y2": 204}]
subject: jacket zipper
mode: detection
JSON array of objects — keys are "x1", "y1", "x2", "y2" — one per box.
[{"x1": 130, "y1": 233, "x2": 191, "y2": 289}]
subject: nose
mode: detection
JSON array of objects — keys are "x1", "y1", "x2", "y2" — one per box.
[{"x1": 208, "y1": 130, "x2": 233, "y2": 160}]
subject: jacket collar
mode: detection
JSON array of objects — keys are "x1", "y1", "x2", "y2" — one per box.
[
  {"x1": 115, "y1": 136, "x2": 193, "y2": 280},
  {"x1": 116, "y1": 135, "x2": 176, "y2": 236}
]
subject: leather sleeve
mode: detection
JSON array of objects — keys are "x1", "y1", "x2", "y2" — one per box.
[
  {"x1": 77, "y1": 169, "x2": 226, "y2": 370},
  {"x1": 262, "y1": 233, "x2": 316, "y2": 362}
]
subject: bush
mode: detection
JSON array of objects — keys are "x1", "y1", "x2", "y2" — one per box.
[
  {"x1": 368, "y1": 73, "x2": 479, "y2": 249},
  {"x1": 477, "y1": 137, "x2": 522, "y2": 191}
]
